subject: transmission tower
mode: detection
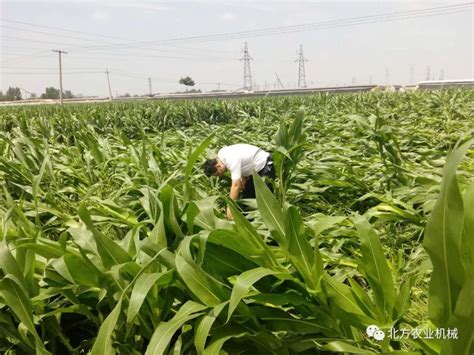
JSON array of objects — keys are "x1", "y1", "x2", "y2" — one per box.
[
  {"x1": 240, "y1": 42, "x2": 253, "y2": 90},
  {"x1": 425, "y1": 66, "x2": 431, "y2": 81},
  {"x1": 439, "y1": 69, "x2": 445, "y2": 80},
  {"x1": 385, "y1": 67, "x2": 390, "y2": 85},
  {"x1": 410, "y1": 65, "x2": 415, "y2": 84},
  {"x1": 295, "y1": 44, "x2": 307, "y2": 88}
]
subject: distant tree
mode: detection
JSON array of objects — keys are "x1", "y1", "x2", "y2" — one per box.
[
  {"x1": 40, "y1": 87, "x2": 60, "y2": 99},
  {"x1": 6, "y1": 87, "x2": 22, "y2": 101},
  {"x1": 179, "y1": 76, "x2": 195, "y2": 92},
  {"x1": 124, "y1": 93, "x2": 131, "y2": 97},
  {"x1": 64, "y1": 90, "x2": 74, "y2": 99},
  {"x1": 30, "y1": 93, "x2": 37, "y2": 99}
]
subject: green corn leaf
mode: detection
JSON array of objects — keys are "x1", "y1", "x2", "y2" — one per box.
[
  {"x1": 393, "y1": 278, "x2": 413, "y2": 321},
  {"x1": 194, "y1": 302, "x2": 227, "y2": 354},
  {"x1": 347, "y1": 278, "x2": 378, "y2": 319},
  {"x1": 78, "y1": 203, "x2": 132, "y2": 269},
  {"x1": 149, "y1": 200, "x2": 167, "y2": 248},
  {"x1": 202, "y1": 332, "x2": 247, "y2": 355},
  {"x1": 423, "y1": 139, "x2": 473, "y2": 327},
  {"x1": 441, "y1": 277, "x2": 474, "y2": 355},
  {"x1": 208, "y1": 229, "x2": 270, "y2": 267},
  {"x1": 315, "y1": 340, "x2": 376, "y2": 353},
  {"x1": 0, "y1": 240, "x2": 30, "y2": 296},
  {"x1": 127, "y1": 272, "x2": 169, "y2": 324},
  {"x1": 253, "y1": 172, "x2": 286, "y2": 246},
  {"x1": 160, "y1": 185, "x2": 184, "y2": 238},
  {"x1": 461, "y1": 181, "x2": 474, "y2": 278},
  {"x1": 90, "y1": 298, "x2": 123, "y2": 355},
  {"x1": 227, "y1": 267, "x2": 279, "y2": 321},
  {"x1": 14, "y1": 241, "x2": 64, "y2": 259},
  {"x1": 190, "y1": 196, "x2": 220, "y2": 231},
  {"x1": 353, "y1": 214, "x2": 395, "y2": 322},
  {"x1": 175, "y1": 254, "x2": 228, "y2": 307},
  {"x1": 0, "y1": 277, "x2": 50, "y2": 354},
  {"x1": 252, "y1": 306, "x2": 334, "y2": 335},
  {"x1": 308, "y1": 215, "x2": 346, "y2": 237},
  {"x1": 285, "y1": 205, "x2": 321, "y2": 291},
  {"x1": 63, "y1": 252, "x2": 101, "y2": 287},
  {"x1": 184, "y1": 133, "x2": 214, "y2": 202},
  {"x1": 146, "y1": 301, "x2": 208, "y2": 355},
  {"x1": 322, "y1": 273, "x2": 376, "y2": 327}
]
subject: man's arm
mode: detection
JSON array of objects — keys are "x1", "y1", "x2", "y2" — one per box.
[{"x1": 226, "y1": 180, "x2": 241, "y2": 220}]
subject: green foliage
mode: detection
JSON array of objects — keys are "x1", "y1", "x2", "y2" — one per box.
[
  {"x1": 0, "y1": 90, "x2": 473, "y2": 353},
  {"x1": 40, "y1": 87, "x2": 61, "y2": 99},
  {"x1": 423, "y1": 139, "x2": 474, "y2": 354},
  {"x1": 179, "y1": 76, "x2": 196, "y2": 91},
  {"x1": 0, "y1": 87, "x2": 22, "y2": 101}
]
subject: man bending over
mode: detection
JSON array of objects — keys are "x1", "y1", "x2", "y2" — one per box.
[{"x1": 203, "y1": 143, "x2": 275, "y2": 220}]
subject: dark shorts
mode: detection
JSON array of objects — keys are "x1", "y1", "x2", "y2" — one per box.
[{"x1": 242, "y1": 155, "x2": 275, "y2": 199}]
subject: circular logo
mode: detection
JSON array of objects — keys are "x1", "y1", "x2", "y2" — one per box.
[
  {"x1": 366, "y1": 325, "x2": 385, "y2": 341},
  {"x1": 366, "y1": 325, "x2": 379, "y2": 337}
]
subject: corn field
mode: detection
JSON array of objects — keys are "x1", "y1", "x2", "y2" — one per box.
[{"x1": 0, "y1": 90, "x2": 473, "y2": 354}]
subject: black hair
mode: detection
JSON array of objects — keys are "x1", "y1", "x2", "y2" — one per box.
[{"x1": 203, "y1": 159, "x2": 218, "y2": 177}]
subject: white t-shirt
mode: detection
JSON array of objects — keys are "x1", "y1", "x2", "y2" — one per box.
[{"x1": 218, "y1": 144, "x2": 270, "y2": 181}]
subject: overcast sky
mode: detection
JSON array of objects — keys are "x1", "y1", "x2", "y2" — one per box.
[{"x1": 1, "y1": 0, "x2": 472, "y2": 97}]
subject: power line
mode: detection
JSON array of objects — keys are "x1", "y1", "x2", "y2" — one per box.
[
  {"x1": 60, "y1": 3, "x2": 472, "y2": 50},
  {"x1": 2, "y1": 3, "x2": 470, "y2": 66},
  {"x1": 0, "y1": 18, "x2": 232, "y2": 56},
  {"x1": 1, "y1": 31, "x2": 237, "y2": 61},
  {"x1": 0, "y1": 17, "x2": 134, "y2": 41},
  {"x1": 0, "y1": 35, "x2": 237, "y2": 62}
]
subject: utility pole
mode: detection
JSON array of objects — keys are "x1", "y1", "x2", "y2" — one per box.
[
  {"x1": 425, "y1": 66, "x2": 431, "y2": 81},
  {"x1": 369, "y1": 75, "x2": 373, "y2": 85},
  {"x1": 52, "y1": 49, "x2": 67, "y2": 105},
  {"x1": 385, "y1": 67, "x2": 390, "y2": 85},
  {"x1": 105, "y1": 69, "x2": 113, "y2": 100},
  {"x1": 148, "y1": 77, "x2": 152, "y2": 96},
  {"x1": 240, "y1": 42, "x2": 253, "y2": 90},
  {"x1": 295, "y1": 44, "x2": 307, "y2": 88},
  {"x1": 439, "y1": 69, "x2": 445, "y2": 80},
  {"x1": 409, "y1": 65, "x2": 415, "y2": 85},
  {"x1": 351, "y1": 76, "x2": 356, "y2": 86}
]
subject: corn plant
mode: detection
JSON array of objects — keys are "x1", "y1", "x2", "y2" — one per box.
[{"x1": 0, "y1": 90, "x2": 473, "y2": 354}]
